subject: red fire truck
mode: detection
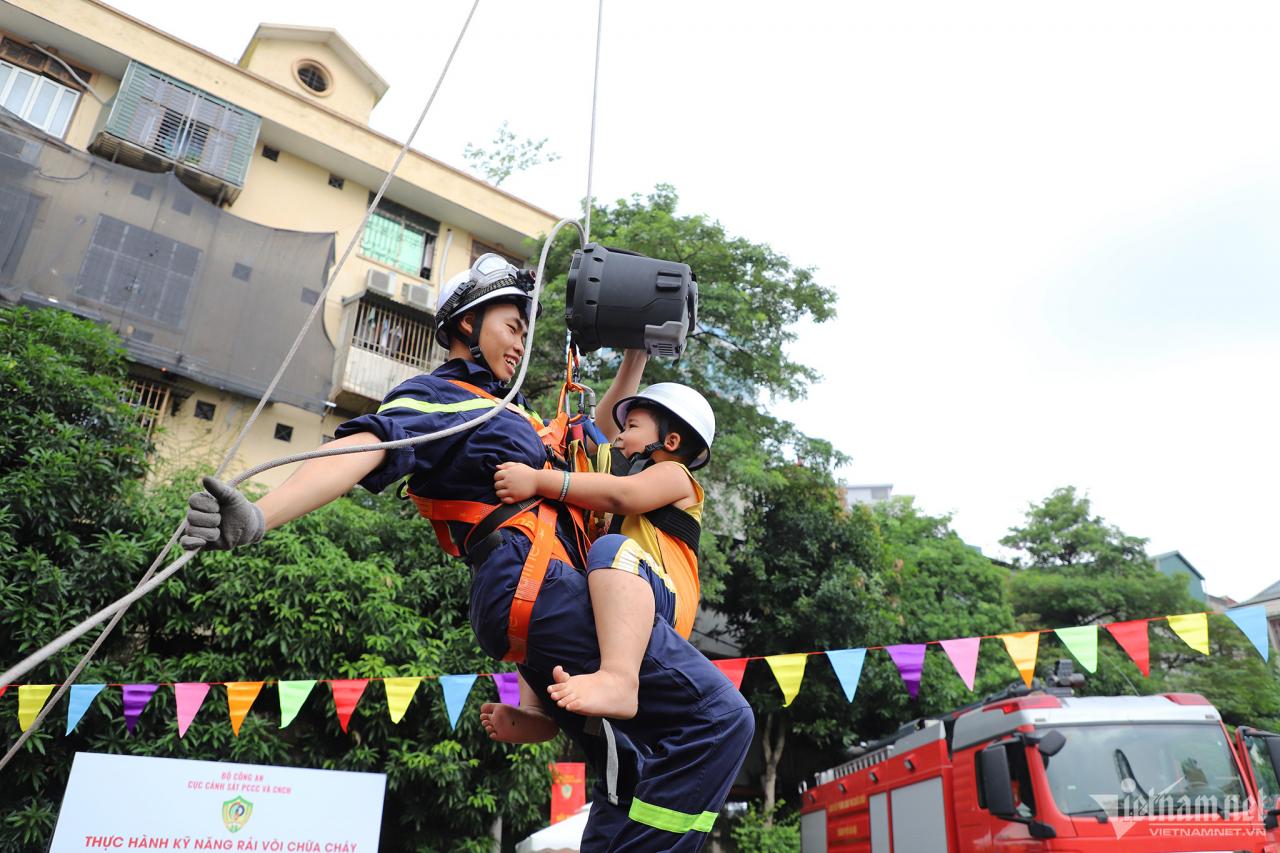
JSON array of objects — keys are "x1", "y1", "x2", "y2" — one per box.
[{"x1": 798, "y1": 663, "x2": 1280, "y2": 852}]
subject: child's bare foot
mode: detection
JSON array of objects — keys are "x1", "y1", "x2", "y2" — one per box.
[
  {"x1": 546, "y1": 665, "x2": 639, "y2": 719},
  {"x1": 479, "y1": 702, "x2": 559, "y2": 743}
]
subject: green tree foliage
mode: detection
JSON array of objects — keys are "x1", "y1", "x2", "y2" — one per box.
[
  {"x1": 522, "y1": 186, "x2": 838, "y2": 597},
  {"x1": 463, "y1": 121, "x2": 560, "y2": 186},
  {"x1": 869, "y1": 498, "x2": 1017, "y2": 722},
  {"x1": 719, "y1": 464, "x2": 892, "y2": 815},
  {"x1": 728, "y1": 802, "x2": 801, "y2": 852},
  {"x1": 0, "y1": 306, "x2": 554, "y2": 852},
  {"x1": 1002, "y1": 487, "x2": 1280, "y2": 718}
]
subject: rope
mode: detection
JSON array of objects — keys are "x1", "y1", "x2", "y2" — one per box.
[
  {"x1": 0, "y1": 0, "x2": 483, "y2": 771},
  {"x1": 584, "y1": 0, "x2": 604, "y2": 244}
]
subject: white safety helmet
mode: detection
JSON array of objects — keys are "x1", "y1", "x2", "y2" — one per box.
[
  {"x1": 434, "y1": 253, "x2": 538, "y2": 348},
  {"x1": 613, "y1": 382, "x2": 715, "y2": 470}
]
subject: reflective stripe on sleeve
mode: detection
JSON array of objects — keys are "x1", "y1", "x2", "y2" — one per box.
[
  {"x1": 628, "y1": 799, "x2": 718, "y2": 833},
  {"x1": 377, "y1": 397, "x2": 496, "y2": 415}
]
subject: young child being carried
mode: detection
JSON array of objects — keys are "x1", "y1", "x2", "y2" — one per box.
[{"x1": 480, "y1": 351, "x2": 713, "y2": 740}]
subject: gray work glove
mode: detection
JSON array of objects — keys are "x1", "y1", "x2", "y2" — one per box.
[{"x1": 181, "y1": 476, "x2": 265, "y2": 551}]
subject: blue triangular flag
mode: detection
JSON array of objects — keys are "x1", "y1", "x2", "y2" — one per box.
[
  {"x1": 440, "y1": 674, "x2": 478, "y2": 730},
  {"x1": 1226, "y1": 605, "x2": 1270, "y2": 662},
  {"x1": 66, "y1": 684, "x2": 105, "y2": 735},
  {"x1": 826, "y1": 648, "x2": 867, "y2": 703}
]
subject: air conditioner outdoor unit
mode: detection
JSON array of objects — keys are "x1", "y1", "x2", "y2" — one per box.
[
  {"x1": 405, "y1": 283, "x2": 433, "y2": 311},
  {"x1": 365, "y1": 267, "x2": 395, "y2": 298}
]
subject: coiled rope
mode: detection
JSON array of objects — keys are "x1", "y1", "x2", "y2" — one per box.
[{"x1": 1, "y1": 0, "x2": 607, "y2": 770}]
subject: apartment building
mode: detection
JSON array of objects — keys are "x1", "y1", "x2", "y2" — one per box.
[{"x1": 0, "y1": 0, "x2": 558, "y2": 486}]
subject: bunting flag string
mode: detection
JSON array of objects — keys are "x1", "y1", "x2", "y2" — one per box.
[
  {"x1": 227, "y1": 682, "x2": 264, "y2": 737},
  {"x1": 713, "y1": 658, "x2": 748, "y2": 690},
  {"x1": 938, "y1": 638, "x2": 980, "y2": 691},
  {"x1": 1166, "y1": 613, "x2": 1210, "y2": 655},
  {"x1": 1053, "y1": 625, "x2": 1098, "y2": 673},
  {"x1": 173, "y1": 682, "x2": 209, "y2": 738},
  {"x1": 278, "y1": 680, "x2": 316, "y2": 729},
  {"x1": 66, "y1": 684, "x2": 105, "y2": 735},
  {"x1": 885, "y1": 644, "x2": 926, "y2": 699},
  {"x1": 826, "y1": 648, "x2": 867, "y2": 702},
  {"x1": 1105, "y1": 619, "x2": 1151, "y2": 677},
  {"x1": 3, "y1": 607, "x2": 1268, "y2": 737},
  {"x1": 121, "y1": 683, "x2": 158, "y2": 734},
  {"x1": 18, "y1": 684, "x2": 55, "y2": 732},
  {"x1": 330, "y1": 679, "x2": 369, "y2": 733},
  {"x1": 491, "y1": 672, "x2": 520, "y2": 706},
  {"x1": 439, "y1": 674, "x2": 478, "y2": 729},
  {"x1": 1000, "y1": 632, "x2": 1041, "y2": 688},
  {"x1": 384, "y1": 677, "x2": 423, "y2": 724},
  {"x1": 765, "y1": 654, "x2": 807, "y2": 707},
  {"x1": 1226, "y1": 605, "x2": 1269, "y2": 662}
]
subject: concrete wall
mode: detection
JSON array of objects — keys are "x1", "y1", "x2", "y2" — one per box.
[{"x1": 240, "y1": 37, "x2": 376, "y2": 125}]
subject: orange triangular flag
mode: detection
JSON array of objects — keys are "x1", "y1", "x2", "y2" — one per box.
[
  {"x1": 1000, "y1": 632, "x2": 1040, "y2": 688},
  {"x1": 226, "y1": 682, "x2": 264, "y2": 737},
  {"x1": 330, "y1": 679, "x2": 369, "y2": 733}
]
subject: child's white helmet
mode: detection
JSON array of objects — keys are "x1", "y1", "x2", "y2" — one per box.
[{"x1": 613, "y1": 382, "x2": 715, "y2": 470}]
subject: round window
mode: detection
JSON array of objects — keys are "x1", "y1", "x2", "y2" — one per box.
[{"x1": 295, "y1": 61, "x2": 331, "y2": 94}]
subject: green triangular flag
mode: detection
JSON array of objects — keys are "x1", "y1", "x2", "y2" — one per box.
[
  {"x1": 1054, "y1": 626, "x2": 1098, "y2": 673},
  {"x1": 277, "y1": 680, "x2": 316, "y2": 729}
]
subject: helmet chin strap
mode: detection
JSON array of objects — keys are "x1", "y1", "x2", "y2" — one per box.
[{"x1": 462, "y1": 307, "x2": 508, "y2": 387}]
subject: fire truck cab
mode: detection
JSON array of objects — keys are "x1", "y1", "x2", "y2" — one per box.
[{"x1": 800, "y1": 669, "x2": 1280, "y2": 852}]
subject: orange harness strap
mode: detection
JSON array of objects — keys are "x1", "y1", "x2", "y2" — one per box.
[{"x1": 409, "y1": 494, "x2": 571, "y2": 663}]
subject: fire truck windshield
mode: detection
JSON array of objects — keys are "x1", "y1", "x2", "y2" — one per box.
[{"x1": 1040, "y1": 724, "x2": 1248, "y2": 818}]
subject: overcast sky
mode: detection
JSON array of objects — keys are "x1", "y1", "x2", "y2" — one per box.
[{"x1": 107, "y1": 0, "x2": 1280, "y2": 601}]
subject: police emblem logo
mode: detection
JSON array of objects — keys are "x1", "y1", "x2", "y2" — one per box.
[{"x1": 222, "y1": 796, "x2": 253, "y2": 832}]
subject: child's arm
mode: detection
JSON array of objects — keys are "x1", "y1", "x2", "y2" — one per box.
[
  {"x1": 594, "y1": 350, "x2": 648, "y2": 443},
  {"x1": 495, "y1": 460, "x2": 693, "y2": 516}
]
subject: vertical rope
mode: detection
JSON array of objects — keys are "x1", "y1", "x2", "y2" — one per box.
[
  {"x1": 0, "y1": 0, "x2": 483, "y2": 773},
  {"x1": 584, "y1": 0, "x2": 604, "y2": 243}
]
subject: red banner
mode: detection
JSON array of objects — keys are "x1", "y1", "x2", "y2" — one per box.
[{"x1": 550, "y1": 762, "x2": 585, "y2": 824}]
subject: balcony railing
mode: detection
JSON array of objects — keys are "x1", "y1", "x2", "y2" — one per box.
[{"x1": 332, "y1": 295, "x2": 441, "y2": 411}]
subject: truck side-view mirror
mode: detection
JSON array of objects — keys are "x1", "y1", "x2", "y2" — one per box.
[
  {"x1": 978, "y1": 745, "x2": 1017, "y2": 818},
  {"x1": 1037, "y1": 729, "x2": 1067, "y2": 757}
]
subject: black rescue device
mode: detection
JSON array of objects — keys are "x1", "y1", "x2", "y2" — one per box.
[{"x1": 565, "y1": 243, "x2": 698, "y2": 358}]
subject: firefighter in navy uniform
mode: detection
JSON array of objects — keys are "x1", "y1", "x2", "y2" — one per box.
[{"x1": 184, "y1": 253, "x2": 753, "y2": 852}]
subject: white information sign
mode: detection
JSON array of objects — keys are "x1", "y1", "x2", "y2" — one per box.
[{"x1": 50, "y1": 752, "x2": 385, "y2": 853}]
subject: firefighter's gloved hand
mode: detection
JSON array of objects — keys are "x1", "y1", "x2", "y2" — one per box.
[{"x1": 181, "y1": 476, "x2": 265, "y2": 551}]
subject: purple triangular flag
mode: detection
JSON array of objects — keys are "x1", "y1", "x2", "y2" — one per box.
[
  {"x1": 122, "y1": 683, "x2": 159, "y2": 734},
  {"x1": 885, "y1": 644, "x2": 927, "y2": 699},
  {"x1": 491, "y1": 672, "x2": 520, "y2": 706},
  {"x1": 939, "y1": 637, "x2": 981, "y2": 691}
]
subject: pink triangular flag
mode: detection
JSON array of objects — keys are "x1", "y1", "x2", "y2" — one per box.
[
  {"x1": 939, "y1": 637, "x2": 981, "y2": 691},
  {"x1": 173, "y1": 683, "x2": 210, "y2": 738},
  {"x1": 712, "y1": 658, "x2": 748, "y2": 690}
]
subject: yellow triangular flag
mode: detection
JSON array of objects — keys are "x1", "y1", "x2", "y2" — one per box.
[
  {"x1": 384, "y1": 677, "x2": 423, "y2": 724},
  {"x1": 226, "y1": 682, "x2": 264, "y2": 737},
  {"x1": 17, "y1": 684, "x2": 56, "y2": 732},
  {"x1": 1001, "y1": 632, "x2": 1041, "y2": 688},
  {"x1": 1166, "y1": 613, "x2": 1209, "y2": 655},
  {"x1": 765, "y1": 654, "x2": 808, "y2": 707}
]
